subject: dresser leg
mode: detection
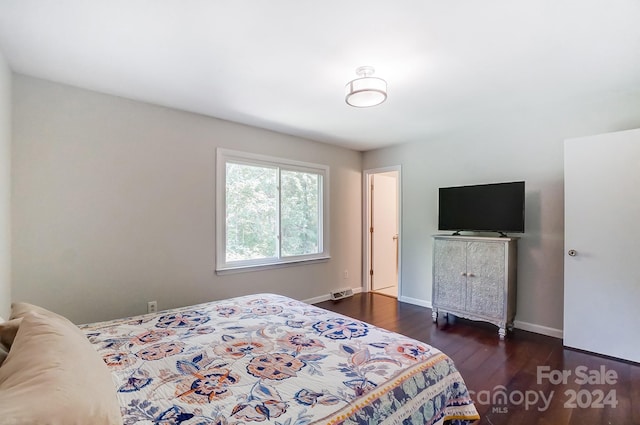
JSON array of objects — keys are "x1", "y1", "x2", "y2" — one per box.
[
  {"x1": 498, "y1": 327, "x2": 506, "y2": 340},
  {"x1": 432, "y1": 310, "x2": 438, "y2": 323}
]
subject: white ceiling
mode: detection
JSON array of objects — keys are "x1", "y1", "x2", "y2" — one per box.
[{"x1": 1, "y1": 0, "x2": 639, "y2": 151}]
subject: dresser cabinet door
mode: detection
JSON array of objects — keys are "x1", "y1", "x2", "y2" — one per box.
[
  {"x1": 465, "y1": 241, "x2": 505, "y2": 319},
  {"x1": 433, "y1": 239, "x2": 467, "y2": 310}
]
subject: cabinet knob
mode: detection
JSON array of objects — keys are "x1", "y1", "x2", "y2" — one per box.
[
  {"x1": 461, "y1": 272, "x2": 467, "y2": 276},
  {"x1": 568, "y1": 249, "x2": 577, "y2": 257},
  {"x1": 467, "y1": 273, "x2": 475, "y2": 277}
]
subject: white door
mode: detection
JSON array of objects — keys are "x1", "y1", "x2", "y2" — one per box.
[
  {"x1": 564, "y1": 128, "x2": 640, "y2": 363},
  {"x1": 371, "y1": 172, "x2": 398, "y2": 291}
]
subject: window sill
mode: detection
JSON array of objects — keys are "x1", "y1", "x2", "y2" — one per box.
[{"x1": 215, "y1": 256, "x2": 331, "y2": 275}]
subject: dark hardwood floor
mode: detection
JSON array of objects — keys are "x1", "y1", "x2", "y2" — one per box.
[{"x1": 315, "y1": 293, "x2": 640, "y2": 425}]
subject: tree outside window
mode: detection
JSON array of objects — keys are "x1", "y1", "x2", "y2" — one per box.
[{"x1": 216, "y1": 149, "x2": 329, "y2": 272}]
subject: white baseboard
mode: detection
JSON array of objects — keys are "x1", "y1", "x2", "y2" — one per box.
[
  {"x1": 307, "y1": 290, "x2": 563, "y2": 339},
  {"x1": 514, "y1": 320, "x2": 563, "y2": 339},
  {"x1": 397, "y1": 296, "x2": 432, "y2": 309},
  {"x1": 397, "y1": 296, "x2": 563, "y2": 339},
  {"x1": 303, "y1": 286, "x2": 362, "y2": 305}
]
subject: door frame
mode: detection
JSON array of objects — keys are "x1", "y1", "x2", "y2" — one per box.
[{"x1": 363, "y1": 166, "x2": 402, "y2": 295}]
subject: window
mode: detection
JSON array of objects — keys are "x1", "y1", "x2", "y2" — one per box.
[{"x1": 216, "y1": 149, "x2": 329, "y2": 272}]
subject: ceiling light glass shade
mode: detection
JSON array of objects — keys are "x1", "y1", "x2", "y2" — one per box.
[{"x1": 345, "y1": 66, "x2": 387, "y2": 108}]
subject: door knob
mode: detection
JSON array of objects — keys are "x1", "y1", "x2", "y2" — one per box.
[{"x1": 568, "y1": 249, "x2": 577, "y2": 257}]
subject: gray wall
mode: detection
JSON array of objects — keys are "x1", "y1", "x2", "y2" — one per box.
[
  {"x1": 363, "y1": 99, "x2": 640, "y2": 335},
  {"x1": 0, "y1": 53, "x2": 10, "y2": 319},
  {"x1": 11, "y1": 73, "x2": 640, "y2": 335},
  {"x1": 12, "y1": 75, "x2": 362, "y2": 324}
]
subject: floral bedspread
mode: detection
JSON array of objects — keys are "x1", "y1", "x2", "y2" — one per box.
[{"x1": 81, "y1": 293, "x2": 479, "y2": 425}]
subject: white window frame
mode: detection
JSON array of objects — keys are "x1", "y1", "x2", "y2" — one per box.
[{"x1": 216, "y1": 148, "x2": 330, "y2": 273}]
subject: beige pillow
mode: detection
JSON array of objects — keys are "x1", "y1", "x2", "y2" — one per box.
[
  {"x1": 0, "y1": 318, "x2": 22, "y2": 351},
  {"x1": 0, "y1": 311, "x2": 123, "y2": 425},
  {"x1": 10, "y1": 301, "x2": 66, "y2": 320},
  {"x1": 0, "y1": 316, "x2": 5, "y2": 366}
]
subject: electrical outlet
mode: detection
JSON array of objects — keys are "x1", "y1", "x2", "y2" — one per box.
[
  {"x1": 343, "y1": 269, "x2": 349, "y2": 279},
  {"x1": 147, "y1": 301, "x2": 157, "y2": 314}
]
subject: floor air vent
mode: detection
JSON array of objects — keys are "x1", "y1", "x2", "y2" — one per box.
[{"x1": 330, "y1": 288, "x2": 354, "y2": 301}]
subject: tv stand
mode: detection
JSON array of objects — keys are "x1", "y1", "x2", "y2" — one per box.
[
  {"x1": 432, "y1": 235, "x2": 518, "y2": 339},
  {"x1": 498, "y1": 232, "x2": 509, "y2": 238}
]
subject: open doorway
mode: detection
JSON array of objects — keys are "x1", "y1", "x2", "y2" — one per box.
[{"x1": 364, "y1": 166, "x2": 401, "y2": 298}]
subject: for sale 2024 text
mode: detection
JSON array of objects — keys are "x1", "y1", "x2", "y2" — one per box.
[{"x1": 537, "y1": 365, "x2": 618, "y2": 409}]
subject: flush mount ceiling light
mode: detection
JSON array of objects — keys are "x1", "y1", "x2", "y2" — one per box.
[{"x1": 345, "y1": 66, "x2": 387, "y2": 108}]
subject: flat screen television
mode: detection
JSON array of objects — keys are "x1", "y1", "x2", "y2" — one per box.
[{"x1": 438, "y1": 181, "x2": 525, "y2": 235}]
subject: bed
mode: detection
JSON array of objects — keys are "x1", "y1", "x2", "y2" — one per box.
[{"x1": 79, "y1": 293, "x2": 479, "y2": 425}]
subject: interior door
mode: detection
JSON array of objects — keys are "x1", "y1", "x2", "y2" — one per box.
[
  {"x1": 564, "y1": 128, "x2": 640, "y2": 363},
  {"x1": 371, "y1": 173, "x2": 398, "y2": 291}
]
